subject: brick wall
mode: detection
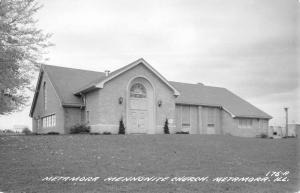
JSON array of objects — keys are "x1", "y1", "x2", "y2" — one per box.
[
  {"x1": 64, "y1": 108, "x2": 83, "y2": 133},
  {"x1": 31, "y1": 71, "x2": 65, "y2": 134},
  {"x1": 174, "y1": 105, "x2": 269, "y2": 137},
  {"x1": 221, "y1": 110, "x2": 269, "y2": 137},
  {"x1": 85, "y1": 63, "x2": 176, "y2": 134}
]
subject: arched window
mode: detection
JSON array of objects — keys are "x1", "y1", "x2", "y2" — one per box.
[{"x1": 130, "y1": 83, "x2": 147, "y2": 98}]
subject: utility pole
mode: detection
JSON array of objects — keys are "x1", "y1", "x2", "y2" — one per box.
[{"x1": 284, "y1": 107, "x2": 288, "y2": 137}]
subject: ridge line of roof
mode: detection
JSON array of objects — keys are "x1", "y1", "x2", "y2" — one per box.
[
  {"x1": 75, "y1": 58, "x2": 180, "y2": 96},
  {"x1": 44, "y1": 64, "x2": 106, "y2": 74},
  {"x1": 72, "y1": 60, "x2": 144, "y2": 95},
  {"x1": 169, "y1": 81, "x2": 226, "y2": 89}
]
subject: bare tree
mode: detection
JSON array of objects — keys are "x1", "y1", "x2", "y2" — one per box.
[{"x1": 0, "y1": 0, "x2": 52, "y2": 115}]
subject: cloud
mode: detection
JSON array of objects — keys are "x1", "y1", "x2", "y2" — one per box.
[{"x1": 0, "y1": 0, "x2": 298, "y2": 129}]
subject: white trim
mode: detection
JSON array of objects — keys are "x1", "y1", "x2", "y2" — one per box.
[
  {"x1": 29, "y1": 68, "x2": 43, "y2": 117},
  {"x1": 222, "y1": 107, "x2": 236, "y2": 118},
  {"x1": 234, "y1": 115, "x2": 272, "y2": 119},
  {"x1": 41, "y1": 112, "x2": 56, "y2": 118},
  {"x1": 95, "y1": 58, "x2": 180, "y2": 96},
  {"x1": 176, "y1": 102, "x2": 221, "y2": 108}
]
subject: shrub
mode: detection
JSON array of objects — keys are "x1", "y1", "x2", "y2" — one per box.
[
  {"x1": 22, "y1": 128, "x2": 32, "y2": 135},
  {"x1": 119, "y1": 118, "x2": 125, "y2": 134},
  {"x1": 258, "y1": 133, "x2": 268, "y2": 138},
  {"x1": 282, "y1": 136, "x2": 296, "y2": 138},
  {"x1": 175, "y1": 131, "x2": 189, "y2": 134},
  {"x1": 47, "y1": 132, "x2": 60, "y2": 135},
  {"x1": 31, "y1": 133, "x2": 42, "y2": 135},
  {"x1": 164, "y1": 118, "x2": 169, "y2": 134},
  {"x1": 4, "y1": 129, "x2": 14, "y2": 133},
  {"x1": 89, "y1": 132, "x2": 100, "y2": 135},
  {"x1": 70, "y1": 124, "x2": 90, "y2": 134}
]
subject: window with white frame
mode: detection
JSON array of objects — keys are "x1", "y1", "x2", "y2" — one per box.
[
  {"x1": 42, "y1": 114, "x2": 56, "y2": 128},
  {"x1": 238, "y1": 118, "x2": 253, "y2": 129}
]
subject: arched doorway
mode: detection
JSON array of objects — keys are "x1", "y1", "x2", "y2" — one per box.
[{"x1": 127, "y1": 77, "x2": 154, "y2": 134}]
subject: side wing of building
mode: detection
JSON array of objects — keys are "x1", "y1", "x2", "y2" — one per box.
[
  {"x1": 30, "y1": 69, "x2": 65, "y2": 134},
  {"x1": 171, "y1": 82, "x2": 271, "y2": 137}
]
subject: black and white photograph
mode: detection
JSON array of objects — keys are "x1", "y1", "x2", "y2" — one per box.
[{"x1": 0, "y1": 0, "x2": 299, "y2": 192}]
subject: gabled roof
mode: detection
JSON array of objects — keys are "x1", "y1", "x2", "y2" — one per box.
[
  {"x1": 74, "y1": 58, "x2": 180, "y2": 96},
  {"x1": 29, "y1": 68, "x2": 44, "y2": 117},
  {"x1": 29, "y1": 65, "x2": 105, "y2": 117},
  {"x1": 30, "y1": 59, "x2": 272, "y2": 119},
  {"x1": 170, "y1": 81, "x2": 272, "y2": 119},
  {"x1": 43, "y1": 65, "x2": 105, "y2": 105}
]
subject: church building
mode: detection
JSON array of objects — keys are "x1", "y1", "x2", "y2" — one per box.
[{"x1": 30, "y1": 58, "x2": 272, "y2": 137}]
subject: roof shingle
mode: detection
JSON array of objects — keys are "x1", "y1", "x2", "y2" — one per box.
[
  {"x1": 170, "y1": 81, "x2": 272, "y2": 119},
  {"x1": 43, "y1": 65, "x2": 105, "y2": 105}
]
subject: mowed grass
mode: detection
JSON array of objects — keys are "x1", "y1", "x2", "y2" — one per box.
[{"x1": 0, "y1": 135, "x2": 299, "y2": 193}]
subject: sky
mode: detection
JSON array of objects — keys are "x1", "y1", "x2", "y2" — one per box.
[{"x1": 0, "y1": 0, "x2": 299, "y2": 130}]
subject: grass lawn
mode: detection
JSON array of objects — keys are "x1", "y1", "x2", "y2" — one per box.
[{"x1": 0, "y1": 135, "x2": 299, "y2": 193}]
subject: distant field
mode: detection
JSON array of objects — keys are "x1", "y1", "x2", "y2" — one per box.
[{"x1": 0, "y1": 135, "x2": 299, "y2": 193}]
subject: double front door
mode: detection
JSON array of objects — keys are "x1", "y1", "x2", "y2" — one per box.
[
  {"x1": 128, "y1": 110, "x2": 148, "y2": 133},
  {"x1": 128, "y1": 97, "x2": 149, "y2": 133}
]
